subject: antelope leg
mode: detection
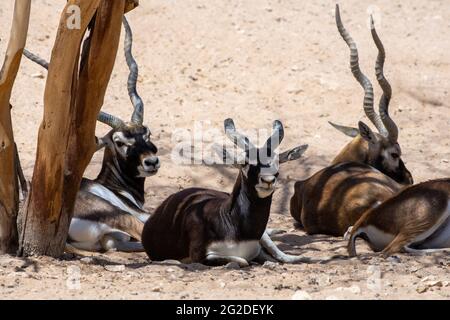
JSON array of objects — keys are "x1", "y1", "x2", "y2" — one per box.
[
  {"x1": 113, "y1": 241, "x2": 145, "y2": 252},
  {"x1": 100, "y1": 234, "x2": 144, "y2": 252},
  {"x1": 254, "y1": 248, "x2": 278, "y2": 264},
  {"x1": 343, "y1": 226, "x2": 353, "y2": 240},
  {"x1": 204, "y1": 254, "x2": 249, "y2": 267},
  {"x1": 404, "y1": 246, "x2": 450, "y2": 255},
  {"x1": 259, "y1": 232, "x2": 310, "y2": 264},
  {"x1": 266, "y1": 228, "x2": 285, "y2": 236}
]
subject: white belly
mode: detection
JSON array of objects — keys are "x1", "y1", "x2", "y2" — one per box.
[
  {"x1": 206, "y1": 240, "x2": 261, "y2": 261},
  {"x1": 416, "y1": 201, "x2": 450, "y2": 248},
  {"x1": 69, "y1": 218, "x2": 111, "y2": 243},
  {"x1": 359, "y1": 226, "x2": 395, "y2": 251}
]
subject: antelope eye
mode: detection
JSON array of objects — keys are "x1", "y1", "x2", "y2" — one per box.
[
  {"x1": 115, "y1": 141, "x2": 125, "y2": 148},
  {"x1": 391, "y1": 153, "x2": 399, "y2": 159}
]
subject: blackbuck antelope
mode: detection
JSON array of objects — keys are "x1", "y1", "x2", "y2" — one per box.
[
  {"x1": 347, "y1": 179, "x2": 450, "y2": 257},
  {"x1": 25, "y1": 17, "x2": 159, "y2": 252},
  {"x1": 329, "y1": 4, "x2": 413, "y2": 186},
  {"x1": 142, "y1": 119, "x2": 309, "y2": 266},
  {"x1": 290, "y1": 5, "x2": 413, "y2": 236}
]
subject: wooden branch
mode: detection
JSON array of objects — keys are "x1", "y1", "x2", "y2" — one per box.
[
  {"x1": 0, "y1": 0, "x2": 31, "y2": 254},
  {"x1": 20, "y1": 0, "x2": 101, "y2": 257}
]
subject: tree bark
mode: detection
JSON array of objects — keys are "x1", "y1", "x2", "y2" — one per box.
[
  {"x1": 20, "y1": 0, "x2": 129, "y2": 257},
  {"x1": 62, "y1": 0, "x2": 126, "y2": 246},
  {"x1": 0, "y1": 0, "x2": 31, "y2": 254},
  {"x1": 19, "y1": 0, "x2": 101, "y2": 257}
]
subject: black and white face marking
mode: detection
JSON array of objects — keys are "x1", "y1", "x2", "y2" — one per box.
[
  {"x1": 240, "y1": 150, "x2": 281, "y2": 199},
  {"x1": 358, "y1": 121, "x2": 413, "y2": 185},
  {"x1": 222, "y1": 118, "x2": 308, "y2": 198},
  {"x1": 111, "y1": 125, "x2": 160, "y2": 178}
]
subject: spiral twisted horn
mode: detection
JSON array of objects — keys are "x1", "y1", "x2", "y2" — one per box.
[
  {"x1": 23, "y1": 48, "x2": 125, "y2": 129},
  {"x1": 97, "y1": 111, "x2": 125, "y2": 129},
  {"x1": 370, "y1": 15, "x2": 398, "y2": 142},
  {"x1": 23, "y1": 49, "x2": 49, "y2": 69},
  {"x1": 335, "y1": 4, "x2": 387, "y2": 135},
  {"x1": 123, "y1": 16, "x2": 144, "y2": 124}
]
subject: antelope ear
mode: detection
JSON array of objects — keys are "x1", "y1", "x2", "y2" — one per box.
[
  {"x1": 211, "y1": 143, "x2": 246, "y2": 167},
  {"x1": 328, "y1": 121, "x2": 359, "y2": 138},
  {"x1": 358, "y1": 121, "x2": 377, "y2": 145},
  {"x1": 95, "y1": 136, "x2": 107, "y2": 151},
  {"x1": 224, "y1": 118, "x2": 255, "y2": 152},
  {"x1": 95, "y1": 129, "x2": 115, "y2": 152},
  {"x1": 279, "y1": 144, "x2": 308, "y2": 164}
]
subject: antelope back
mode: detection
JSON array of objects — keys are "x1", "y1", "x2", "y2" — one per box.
[
  {"x1": 290, "y1": 162, "x2": 403, "y2": 236},
  {"x1": 348, "y1": 179, "x2": 450, "y2": 256}
]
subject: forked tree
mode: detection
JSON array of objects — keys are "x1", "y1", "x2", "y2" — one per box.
[
  {"x1": 18, "y1": 0, "x2": 139, "y2": 257},
  {"x1": 0, "y1": 0, "x2": 31, "y2": 254}
]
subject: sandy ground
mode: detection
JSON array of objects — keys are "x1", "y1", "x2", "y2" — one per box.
[{"x1": 1, "y1": 0, "x2": 449, "y2": 299}]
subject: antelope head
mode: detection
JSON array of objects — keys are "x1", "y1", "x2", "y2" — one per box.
[
  {"x1": 330, "y1": 5, "x2": 413, "y2": 185},
  {"x1": 97, "y1": 17, "x2": 159, "y2": 178},
  {"x1": 218, "y1": 119, "x2": 308, "y2": 198}
]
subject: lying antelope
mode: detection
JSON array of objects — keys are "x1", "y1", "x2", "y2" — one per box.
[
  {"x1": 290, "y1": 5, "x2": 413, "y2": 236},
  {"x1": 347, "y1": 178, "x2": 450, "y2": 257},
  {"x1": 25, "y1": 18, "x2": 159, "y2": 252},
  {"x1": 142, "y1": 119, "x2": 309, "y2": 266}
]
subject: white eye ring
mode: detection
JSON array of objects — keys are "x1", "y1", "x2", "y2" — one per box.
[{"x1": 115, "y1": 140, "x2": 126, "y2": 147}]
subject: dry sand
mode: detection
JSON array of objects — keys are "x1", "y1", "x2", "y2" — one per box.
[{"x1": 1, "y1": 0, "x2": 449, "y2": 299}]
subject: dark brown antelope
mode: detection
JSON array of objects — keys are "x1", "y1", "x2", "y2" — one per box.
[
  {"x1": 24, "y1": 17, "x2": 159, "y2": 252},
  {"x1": 290, "y1": 5, "x2": 413, "y2": 236},
  {"x1": 142, "y1": 119, "x2": 309, "y2": 266},
  {"x1": 347, "y1": 178, "x2": 450, "y2": 257}
]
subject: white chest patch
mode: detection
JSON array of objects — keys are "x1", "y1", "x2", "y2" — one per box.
[
  {"x1": 88, "y1": 184, "x2": 149, "y2": 222},
  {"x1": 206, "y1": 240, "x2": 261, "y2": 261},
  {"x1": 359, "y1": 225, "x2": 395, "y2": 251}
]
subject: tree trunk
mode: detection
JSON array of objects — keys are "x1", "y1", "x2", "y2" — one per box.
[
  {"x1": 20, "y1": 0, "x2": 129, "y2": 257},
  {"x1": 0, "y1": 0, "x2": 31, "y2": 254},
  {"x1": 19, "y1": 0, "x2": 101, "y2": 257},
  {"x1": 62, "y1": 0, "x2": 126, "y2": 245}
]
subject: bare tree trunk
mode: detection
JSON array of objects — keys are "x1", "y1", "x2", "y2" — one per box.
[
  {"x1": 19, "y1": 0, "x2": 101, "y2": 257},
  {"x1": 63, "y1": 0, "x2": 126, "y2": 216},
  {"x1": 20, "y1": 0, "x2": 130, "y2": 257},
  {"x1": 0, "y1": 0, "x2": 31, "y2": 254}
]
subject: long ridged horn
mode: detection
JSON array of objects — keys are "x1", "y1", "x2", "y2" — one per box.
[
  {"x1": 123, "y1": 16, "x2": 144, "y2": 124},
  {"x1": 97, "y1": 111, "x2": 125, "y2": 129},
  {"x1": 23, "y1": 48, "x2": 126, "y2": 130},
  {"x1": 23, "y1": 49, "x2": 49, "y2": 69},
  {"x1": 335, "y1": 4, "x2": 387, "y2": 135},
  {"x1": 370, "y1": 15, "x2": 398, "y2": 142}
]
